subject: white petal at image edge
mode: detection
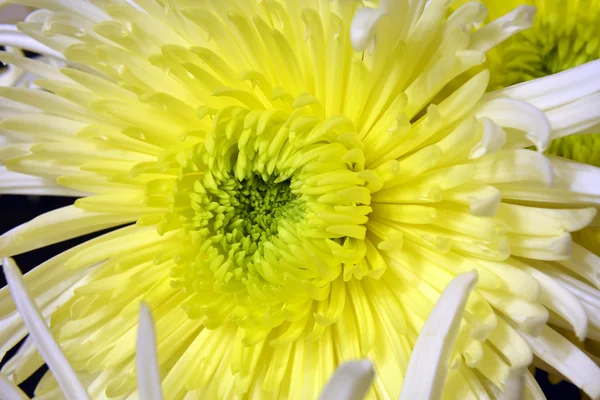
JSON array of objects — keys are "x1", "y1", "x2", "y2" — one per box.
[
  {"x1": 399, "y1": 270, "x2": 479, "y2": 400},
  {"x1": 2, "y1": 257, "x2": 90, "y2": 400},
  {"x1": 319, "y1": 359, "x2": 375, "y2": 400},
  {"x1": 137, "y1": 302, "x2": 164, "y2": 400}
]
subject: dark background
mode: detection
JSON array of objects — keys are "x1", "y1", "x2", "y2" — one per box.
[{"x1": 0, "y1": 194, "x2": 584, "y2": 398}]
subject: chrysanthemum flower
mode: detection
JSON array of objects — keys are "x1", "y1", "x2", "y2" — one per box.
[
  {"x1": 1, "y1": 0, "x2": 600, "y2": 399},
  {"x1": 471, "y1": 0, "x2": 600, "y2": 333},
  {"x1": 0, "y1": 255, "x2": 477, "y2": 400},
  {"x1": 461, "y1": 0, "x2": 600, "y2": 167},
  {"x1": 2, "y1": 255, "x2": 377, "y2": 400}
]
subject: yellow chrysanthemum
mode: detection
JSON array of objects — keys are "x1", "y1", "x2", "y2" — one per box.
[
  {"x1": 463, "y1": 0, "x2": 600, "y2": 167},
  {"x1": 1, "y1": 254, "x2": 477, "y2": 400},
  {"x1": 0, "y1": 1, "x2": 599, "y2": 399}
]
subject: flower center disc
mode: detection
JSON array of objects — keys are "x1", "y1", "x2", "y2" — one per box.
[
  {"x1": 213, "y1": 174, "x2": 299, "y2": 243},
  {"x1": 161, "y1": 106, "x2": 380, "y2": 341}
]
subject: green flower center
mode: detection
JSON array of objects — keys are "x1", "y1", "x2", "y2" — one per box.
[
  {"x1": 189, "y1": 171, "x2": 302, "y2": 278},
  {"x1": 490, "y1": 18, "x2": 600, "y2": 89},
  {"x1": 157, "y1": 103, "x2": 380, "y2": 339},
  {"x1": 215, "y1": 175, "x2": 299, "y2": 242}
]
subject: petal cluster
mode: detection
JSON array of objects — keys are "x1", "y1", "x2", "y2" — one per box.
[
  {"x1": 0, "y1": 1, "x2": 599, "y2": 399},
  {"x1": 471, "y1": 0, "x2": 600, "y2": 166}
]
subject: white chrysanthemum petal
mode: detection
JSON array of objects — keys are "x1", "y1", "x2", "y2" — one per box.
[
  {"x1": 582, "y1": 302, "x2": 600, "y2": 339},
  {"x1": 2, "y1": 257, "x2": 90, "y2": 400},
  {"x1": 399, "y1": 270, "x2": 478, "y2": 400},
  {"x1": 454, "y1": 364, "x2": 491, "y2": 399},
  {"x1": 480, "y1": 289, "x2": 548, "y2": 336},
  {"x1": 523, "y1": 371, "x2": 545, "y2": 399},
  {"x1": 0, "y1": 86, "x2": 103, "y2": 123},
  {"x1": 558, "y1": 244, "x2": 600, "y2": 289},
  {"x1": 518, "y1": 325, "x2": 600, "y2": 399},
  {"x1": 0, "y1": 234, "x2": 108, "y2": 318},
  {"x1": 469, "y1": 5, "x2": 535, "y2": 52},
  {"x1": 0, "y1": 51, "x2": 68, "y2": 82},
  {"x1": 0, "y1": 114, "x2": 87, "y2": 144},
  {"x1": 0, "y1": 98, "x2": 37, "y2": 119},
  {"x1": 0, "y1": 24, "x2": 62, "y2": 58},
  {"x1": 137, "y1": 303, "x2": 163, "y2": 400},
  {"x1": 0, "y1": 373, "x2": 28, "y2": 400},
  {"x1": 488, "y1": 59, "x2": 600, "y2": 110},
  {"x1": 0, "y1": 310, "x2": 27, "y2": 360},
  {"x1": 546, "y1": 92, "x2": 600, "y2": 140},
  {"x1": 445, "y1": 2, "x2": 487, "y2": 32},
  {"x1": 470, "y1": 150, "x2": 553, "y2": 187},
  {"x1": 443, "y1": 184, "x2": 501, "y2": 216},
  {"x1": 0, "y1": 206, "x2": 139, "y2": 257},
  {"x1": 1, "y1": 336, "x2": 42, "y2": 385},
  {"x1": 350, "y1": 7, "x2": 387, "y2": 52},
  {"x1": 63, "y1": 227, "x2": 170, "y2": 270},
  {"x1": 318, "y1": 360, "x2": 374, "y2": 400},
  {"x1": 542, "y1": 266, "x2": 600, "y2": 309},
  {"x1": 550, "y1": 157, "x2": 600, "y2": 197},
  {"x1": 475, "y1": 259, "x2": 541, "y2": 302},
  {"x1": 509, "y1": 232, "x2": 572, "y2": 261},
  {"x1": 496, "y1": 160, "x2": 600, "y2": 205},
  {"x1": 487, "y1": 318, "x2": 532, "y2": 370},
  {"x1": 469, "y1": 117, "x2": 506, "y2": 159},
  {"x1": 520, "y1": 264, "x2": 588, "y2": 340},
  {"x1": 0, "y1": 167, "x2": 85, "y2": 196},
  {"x1": 497, "y1": 367, "x2": 526, "y2": 400},
  {"x1": 474, "y1": 98, "x2": 551, "y2": 151},
  {"x1": 0, "y1": 261, "x2": 94, "y2": 360},
  {"x1": 497, "y1": 204, "x2": 597, "y2": 236},
  {"x1": 486, "y1": 57, "x2": 600, "y2": 153},
  {"x1": 0, "y1": 47, "x2": 24, "y2": 87}
]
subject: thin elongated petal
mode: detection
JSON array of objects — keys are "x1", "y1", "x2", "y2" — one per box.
[
  {"x1": 0, "y1": 373, "x2": 29, "y2": 400},
  {"x1": 0, "y1": 206, "x2": 138, "y2": 257},
  {"x1": 499, "y1": 367, "x2": 526, "y2": 400},
  {"x1": 488, "y1": 59, "x2": 600, "y2": 110},
  {"x1": 518, "y1": 325, "x2": 600, "y2": 399},
  {"x1": 0, "y1": 24, "x2": 62, "y2": 58},
  {"x1": 399, "y1": 270, "x2": 479, "y2": 400},
  {"x1": 546, "y1": 92, "x2": 600, "y2": 140},
  {"x1": 0, "y1": 1, "x2": 599, "y2": 399},
  {"x1": 488, "y1": 59, "x2": 600, "y2": 141},
  {"x1": 520, "y1": 262, "x2": 588, "y2": 340},
  {"x1": 551, "y1": 157, "x2": 600, "y2": 197},
  {"x1": 318, "y1": 360, "x2": 374, "y2": 400},
  {"x1": 1, "y1": 336, "x2": 43, "y2": 385},
  {"x1": 474, "y1": 98, "x2": 551, "y2": 151},
  {"x1": 137, "y1": 303, "x2": 163, "y2": 400},
  {"x1": 469, "y1": 6, "x2": 535, "y2": 52},
  {"x1": 0, "y1": 167, "x2": 86, "y2": 197},
  {"x1": 523, "y1": 370, "x2": 545, "y2": 399},
  {"x1": 2, "y1": 258, "x2": 90, "y2": 400}
]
